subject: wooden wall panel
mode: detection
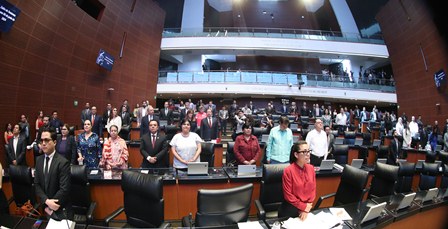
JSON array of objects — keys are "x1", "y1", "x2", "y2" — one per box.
[
  {"x1": 0, "y1": 0, "x2": 165, "y2": 166},
  {"x1": 377, "y1": 0, "x2": 448, "y2": 124}
]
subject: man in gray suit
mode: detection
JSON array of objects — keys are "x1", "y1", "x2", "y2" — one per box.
[{"x1": 80, "y1": 102, "x2": 91, "y2": 128}]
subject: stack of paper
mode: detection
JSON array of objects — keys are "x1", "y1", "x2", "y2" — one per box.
[
  {"x1": 329, "y1": 207, "x2": 352, "y2": 220},
  {"x1": 237, "y1": 221, "x2": 264, "y2": 229},
  {"x1": 282, "y1": 212, "x2": 343, "y2": 229}
]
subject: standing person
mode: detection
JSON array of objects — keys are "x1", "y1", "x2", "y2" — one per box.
[
  {"x1": 388, "y1": 130, "x2": 402, "y2": 165},
  {"x1": 137, "y1": 101, "x2": 148, "y2": 127},
  {"x1": 325, "y1": 126, "x2": 335, "y2": 158},
  {"x1": 402, "y1": 122, "x2": 412, "y2": 148},
  {"x1": 195, "y1": 106, "x2": 207, "y2": 131},
  {"x1": 140, "y1": 105, "x2": 159, "y2": 137},
  {"x1": 80, "y1": 102, "x2": 91, "y2": 128},
  {"x1": 266, "y1": 116, "x2": 293, "y2": 164},
  {"x1": 233, "y1": 124, "x2": 261, "y2": 165},
  {"x1": 200, "y1": 108, "x2": 219, "y2": 141},
  {"x1": 120, "y1": 106, "x2": 131, "y2": 127},
  {"x1": 322, "y1": 109, "x2": 332, "y2": 128},
  {"x1": 99, "y1": 125, "x2": 129, "y2": 170},
  {"x1": 305, "y1": 119, "x2": 328, "y2": 166},
  {"x1": 159, "y1": 101, "x2": 173, "y2": 125},
  {"x1": 395, "y1": 117, "x2": 404, "y2": 136},
  {"x1": 56, "y1": 124, "x2": 77, "y2": 164},
  {"x1": 102, "y1": 103, "x2": 112, "y2": 127},
  {"x1": 0, "y1": 162, "x2": 8, "y2": 215},
  {"x1": 106, "y1": 108, "x2": 122, "y2": 134},
  {"x1": 18, "y1": 114, "x2": 30, "y2": 145},
  {"x1": 279, "y1": 141, "x2": 316, "y2": 220},
  {"x1": 233, "y1": 110, "x2": 246, "y2": 141},
  {"x1": 170, "y1": 120, "x2": 202, "y2": 170},
  {"x1": 140, "y1": 120, "x2": 168, "y2": 168},
  {"x1": 35, "y1": 111, "x2": 44, "y2": 136},
  {"x1": 218, "y1": 106, "x2": 229, "y2": 136},
  {"x1": 34, "y1": 128, "x2": 73, "y2": 220},
  {"x1": 49, "y1": 111, "x2": 64, "y2": 134},
  {"x1": 4, "y1": 123, "x2": 13, "y2": 145},
  {"x1": 185, "y1": 109, "x2": 197, "y2": 133},
  {"x1": 7, "y1": 124, "x2": 27, "y2": 166},
  {"x1": 90, "y1": 106, "x2": 103, "y2": 139},
  {"x1": 77, "y1": 120, "x2": 102, "y2": 168}
]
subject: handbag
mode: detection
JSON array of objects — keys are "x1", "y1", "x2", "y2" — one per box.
[{"x1": 15, "y1": 200, "x2": 41, "y2": 218}]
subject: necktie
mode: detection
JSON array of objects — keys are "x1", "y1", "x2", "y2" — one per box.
[
  {"x1": 44, "y1": 156, "x2": 50, "y2": 189},
  {"x1": 91, "y1": 115, "x2": 95, "y2": 126},
  {"x1": 209, "y1": 118, "x2": 212, "y2": 127},
  {"x1": 152, "y1": 134, "x2": 156, "y2": 148}
]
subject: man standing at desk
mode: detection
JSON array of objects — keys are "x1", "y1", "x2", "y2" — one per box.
[
  {"x1": 200, "y1": 108, "x2": 219, "y2": 141},
  {"x1": 140, "y1": 120, "x2": 168, "y2": 168},
  {"x1": 305, "y1": 119, "x2": 328, "y2": 166},
  {"x1": 34, "y1": 128, "x2": 72, "y2": 220},
  {"x1": 266, "y1": 116, "x2": 293, "y2": 164},
  {"x1": 388, "y1": 130, "x2": 402, "y2": 165}
]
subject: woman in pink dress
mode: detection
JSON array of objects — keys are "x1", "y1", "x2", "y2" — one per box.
[{"x1": 99, "y1": 125, "x2": 128, "y2": 170}]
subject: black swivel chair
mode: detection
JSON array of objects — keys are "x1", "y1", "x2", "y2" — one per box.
[
  {"x1": 119, "y1": 125, "x2": 131, "y2": 141},
  {"x1": 376, "y1": 145, "x2": 389, "y2": 159},
  {"x1": 418, "y1": 162, "x2": 439, "y2": 191},
  {"x1": 314, "y1": 165, "x2": 369, "y2": 210},
  {"x1": 367, "y1": 163, "x2": 399, "y2": 198},
  {"x1": 425, "y1": 150, "x2": 437, "y2": 163},
  {"x1": 225, "y1": 142, "x2": 236, "y2": 166},
  {"x1": 441, "y1": 164, "x2": 448, "y2": 189},
  {"x1": 255, "y1": 164, "x2": 289, "y2": 221},
  {"x1": 332, "y1": 144, "x2": 349, "y2": 165},
  {"x1": 362, "y1": 133, "x2": 371, "y2": 145},
  {"x1": 344, "y1": 131, "x2": 356, "y2": 145},
  {"x1": 71, "y1": 165, "x2": 96, "y2": 225},
  {"x1": 164, "y1": 125, "x2": 179, "y2": 141},
  {"x1": 200, "y1": 142, "x2": 215, "y2": 167},
  {"x1": 439, "y1": 151, "x2": 448, "y2": 165},
  {"x1": 105, "y1": 170, "x2": 168, "y2": 228},
  {"x1": 252, "y1": 127, "x2": 264, "y2": 141},
  {"x1": 395, "y1": 162, "x2": 415, "y2": 193},
  {"x1": 182, "y1": 183, "x2": 253, "y2": 227},
  {"x1": 8, "y1": 165, "x2": 38, "y2": 210}
]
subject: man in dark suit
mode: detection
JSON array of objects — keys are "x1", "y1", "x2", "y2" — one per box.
[
  {"x1": 200, "y1": 108, "x2": 219, "y2": 141},
  {"x1": 300, "y1": 102, "x2": 310, "y2": 117},
  {"x1": 49, "y1": 111, "x2": 64, "y2": 134},
  {"x1": 159, "y1": 101, "x2": 173, "y2": 125},
  {"x1": 102, "y1": 103, "x2": 112, "y2": 127},
  {"x1": 7, "y1": 124, "x2": 27, "y2": 166},
  {"x1": 280, "y1": 102, "x2": 289, "y2": 115},
  {"x1": 90, "y1": 106, "x2": 103, "y2": 139},
  {"x1": 80, "y1": 102, "x2": 91, "y2": 128},
  {"x1": 34, "y1": 128, "x2": 73, "y2": 220},
  {"x1": 140, "y1": 120, "x2": 168, "y2": 168},
  {"x1": 121, "y1": 106, "x2": 131, "y2": 126},
  {"x1": 388, "y1": 130, "x2": 402, "y2": 165},
  {"x1": 140, "y1": 105, "x2": 159, "y2": 137}
]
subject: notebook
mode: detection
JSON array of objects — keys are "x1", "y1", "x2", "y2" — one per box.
[
  {"x1": 319, "y1": 159, "x2": 335, "y2": 171},
  {"x1": 360, "y1": 202, "x2": 387, "y2": 224},
  {"x1": 351, "y1": 159, "x2": 363, "y2": 169},
  {"x1": 237, "y1": 165, "x2": 256, "y2": 176},
  {"x1": 354, "y1": 139, "x2": 363, "y2": 146},
  {"x1": 334, "y1": 138, "x2": 344, "y2": 145},
  {"x1": 377, "y1": 158, "x2": 387, "y2": 164},
  {"x1": 187, "y1": 162, "x2": 209, "y2": 176},
  {"x1": 396, "y1": 193, "x2": 416, "y2": 211},
  {"x1": 422, "y1": 188, "x2": 439, "y2": 203}
]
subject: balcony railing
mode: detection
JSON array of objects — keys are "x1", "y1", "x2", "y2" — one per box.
[
  {"x1": 158, "y1": 71, "x2": 396, "y2": 93},
  {"x1": 162, "y1": 27, "x2": 385, "y2": 45}
]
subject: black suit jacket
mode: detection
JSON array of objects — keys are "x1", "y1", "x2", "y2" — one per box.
[
  {"x1": 7, "y1": 137, "x2": 27, "y2": 165},
  {"x1": 121, "y1": 112, "x2": 131, "y2": 126},
  {"x1": 90, "y1": 114, "x2": 103, "y2": 138},
  {"x1": 140, "y1": 133, "x2": 168, "y2": 168},
  {"x1": 159, "y1": 108, "x2": 173, "y2": 124},
  {"x1": 56, "y1": 135, "x2": 77, "y2": 164},
  {"x1": 102, "y1": 110, "x2": 111, "y2": 126},
  {"x1": 140, "y1": 115, "x2": 159, "y2": 137},
  {"x1": 200, "y1": 117, "x2": 219, "y2": 141},
  {"x1": 388, "y1": 138, "x2": 402, "y2": 165},
  {"x1": 34, "y1": 152, "x2": 72, "y2": 220}
]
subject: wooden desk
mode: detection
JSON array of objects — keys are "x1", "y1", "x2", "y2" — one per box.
[
  {"x1": 383, "y1": 205, "x2": 448, "y2": 229},
  {"x1": 403, "y1": 148, "x2": 426, "y2": 163}
]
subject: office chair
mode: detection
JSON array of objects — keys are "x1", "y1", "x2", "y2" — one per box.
[
  {"x1": 104, "y1": 170, "x2": 169, "y2": 228},
  {"x1": 8, "y1": 165, "x2": 38, "y2": 210},
  {"x1": 344, "y1": 131, "x2": 356, "y2": 145},
  {"x1": 376, "y1": 145, "x2": 389, "y2": 159},
  {"x1": 418, "y1": 162, "x2": 439, "y2": 191},
  {"x1": 332, "y1": 144, "x2": 349, "y2": 165},
  {"x1": 441, "y1": 164, "x2": 448, "y2": 189},
  {"x1": 362, "y1": 133, "x2": 371, "y2": 145},
  {"x1": 164, "y1": 125, "x2": 179, "y2": 141},
  {"x1": 119, "y1": 125, "x2": 131, "y2": 141},
  {"x1": 255, "y1": 164, "x2": 289, "y2": 220},
  {"x1": 367, "y1": 162, "x2": 399, "y2": 199},
  {"x1": 225, "y1": 142, "x2": 236, "y2": 166},
  {"x1": 71, "y1": 165, "x2": 96, "y2": 225},
  {"x1": 425, "y1": 150, "x2": 437, "y2": 163},
  {"x1": 200, "y1": 142, "x2": 215, "y2": 167},
  {"x1": 439, "y1": 151, "x2": 448, "y2": 165},
  {"x1": 314, "y1": 165, "x2": 369, "y2": 210},
  {"x1": 252, "y1": 127, "x2": 264, "y2": 141},
  {"x1": 182, "y1": 183, "x2": 253, "y2": 227},
  {"x1": 395, "y1": 162, "x2": 415, "y2": 193}
]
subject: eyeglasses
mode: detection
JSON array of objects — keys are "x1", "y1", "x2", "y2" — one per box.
[
  {"x1": 297, "y1": 150, "x2": 312, "y2": 155},
  {"x1": 41, "y1": 138, "x2": 53, "y2": 144}
]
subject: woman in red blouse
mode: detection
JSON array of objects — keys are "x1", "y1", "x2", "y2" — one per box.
[
  {"x1": 233, "y1": 124, "x2": 261, "y2": 165},
  {"x1": 279, "y1": 141, "x2": 316, "y2": 221}
]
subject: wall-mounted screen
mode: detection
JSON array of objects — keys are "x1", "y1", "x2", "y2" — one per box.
[
  {"x1": 0, "y1": 0, "x2": 20, "y2": 32},
  {"x1": 434, "y1": 69, "x2": 445, "y2": 88},
  {"x1": 96, "y1": 49, "x2": 114, "y2": 71}
]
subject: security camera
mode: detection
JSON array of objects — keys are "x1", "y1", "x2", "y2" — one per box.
[{"x1": 288, "y1": 83, "x2": 292, "y2": 87}]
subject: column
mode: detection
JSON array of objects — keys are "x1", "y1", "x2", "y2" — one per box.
[
  {"x1": 329, "y1": 0, "x2": 360, "y2": 39},
  {"x1": 181, "y1": 0, "x2": 204, "y2": 34}
]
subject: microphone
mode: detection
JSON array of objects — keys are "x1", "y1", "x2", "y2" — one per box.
[{"x1": 188, "y1": 212, "x2": 193, "y2": 229}]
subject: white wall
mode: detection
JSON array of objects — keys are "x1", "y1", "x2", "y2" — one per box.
[{"x1": 177, "y1": 55, "x2": 202, "y2": 72}]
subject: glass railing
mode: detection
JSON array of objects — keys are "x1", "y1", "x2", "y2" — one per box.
[
  {"x1": 158, "y1": 71, "x2": 396, "y2": 93},
  {"x1": 162, "y1": 27, "x2": 385, "y2": 45}
]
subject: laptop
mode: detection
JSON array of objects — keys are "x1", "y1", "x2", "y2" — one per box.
[
  {"x1": 422, "y1": 188, "x2": 439, "y2": 203},
  {"x1": 396, "y1": 193, "x2": 416, "y2": 211},
  {"x1": 351, "y1": 159, "x2": 363, "y2": 169},
  {"x1": 354, "y1": 139, "x2": 363, "y2": 146},
  {"x1": 372, "y1": 139, "x2": 381, "y2": 147},
  {"x1": 377, "y1": 158, "x2": 387, "y2": 164},
  {"x1": 237, "y1": 165, "x2": 256, "y2": 176},
  {"x1": 360, "y1": 202, "x2": 387, "y2": 224},
  {"x1": 415, "y1": 160, "x2": 425, "y2": 169},
  {"x1": 319, "y1": 159, "x2": 335, "y2": 171},
  {"x1": 334, "y1": 138, "x2": 344, "y2": 145},
  {"x1": 187, "y1": 162, "x2": 209, "y2": 176}
]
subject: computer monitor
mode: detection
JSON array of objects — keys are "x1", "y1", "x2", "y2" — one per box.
[
  {"x1": 372, "y1": 139, "x2": 381, "y2": 147},
  {"x1": 354, "y1": 139, "x2": 363, "y2": 146},
  {"x1": 187, "y1": 162, "x2": 208, "y2": 176},
  {"x1": 377, "y1": 158, "x2": 387, "y2": 164},
  {"x1": 319, "y1": 159, "x2": 335, "y2": 171},
  {"x1": 334, "y1": 138, "x2": 344, "y2": 145},
  {"x1": 422, "y1": 188, "x2": 439, "y2": 203},
  {"x1": 351, "y1": 159, "x2": 363, "y2": 169},
  {"x1": 396, "y1": 193, "x2": 416, "y2": 211},
  {"x1": 237, "y1": 165, "x2": 256, "y2": 176},
  {"x1": 360, "y1": 202, "x2": 387, "y2": 224}
]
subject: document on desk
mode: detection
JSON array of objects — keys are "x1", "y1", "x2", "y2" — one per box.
[
  {"x1": 329, "y1": 207, "x2": 352, "y2": 220},
  {"x1": 237, "y1": 221, "x2": 264, "y2": 229},
  {"x1": 282, "y1": 212, "x2": 343, "y2": 229},
  {"x1": 46, "y1": 218, "x2": 75, "y2": 229}
]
